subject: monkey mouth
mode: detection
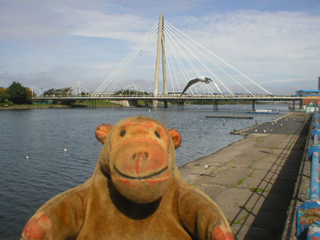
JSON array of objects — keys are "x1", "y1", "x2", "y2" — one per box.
[{"x1": 113, "y1": 165, "x2": 168, "y2": 180}]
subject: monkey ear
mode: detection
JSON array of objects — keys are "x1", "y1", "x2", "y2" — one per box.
[
  {"x1": 168, "y1": 129, "x2": 182, "y2": 149},
  {"x1": 95, "y1": 124, "x2": 113, "y2": 144}
]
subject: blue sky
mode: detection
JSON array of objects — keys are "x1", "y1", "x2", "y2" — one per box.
[{"x1": 1, "y1": 0, "x2": 320, "y2": 95}]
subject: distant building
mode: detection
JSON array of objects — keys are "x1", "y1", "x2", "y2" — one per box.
[{"x1": 303, "y1": 99, "x2": 319, "y2": 113}]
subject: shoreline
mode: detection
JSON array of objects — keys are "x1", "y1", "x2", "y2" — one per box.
[
  {"x1": 230, "y1": 112, "x2": 292, "y2": 136},
  {"x1": 0, "y1": 105, "x2": 121, "y2": 110},
  {"x1": 0, "y1": 105, "x2": 70, "y2": 110},
  {"x1": 178, "y1": 111, "x2": 311, "y2": 239},
  {"x1": 179, "y1": 111, "x2": 292, "y2": 170},
  {"x1": 0, "y1": 101, "x2": 289, "y2": 111}
]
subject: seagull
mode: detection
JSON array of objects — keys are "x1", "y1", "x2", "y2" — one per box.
[
  {"x1": 180, "y1": 76, "x2": 213, "y2": 96},
  {"x1": 64, "y1": 148, "x2": 68, "y2": 152}
]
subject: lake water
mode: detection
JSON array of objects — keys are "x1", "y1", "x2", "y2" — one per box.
[{"x1": 0, "y1": 104, "x2": 289, "y2": 239}]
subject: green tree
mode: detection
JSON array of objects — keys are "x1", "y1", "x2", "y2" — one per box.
[
  {"x1": 43, "y1": 87, "x2": 72, "y2": 96},
  {"x1": 43, "y1": 88, "x2": 56, "y2": 96},
  {"x1": 114, "y1": 89, "x2": 147, "y2": 96},
  {"x1": 56, "y1": 87, "x2": 72, "y2": 96},
  {"x1": 6, "y1": 82, "x2": 32, "y2": 104},
  {"x1": 0, "y1": 87, "x2": 9, "y2": 103}
]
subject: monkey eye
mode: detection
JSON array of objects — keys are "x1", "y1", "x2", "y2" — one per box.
[
  {"x1": 120, "y1": 130, "x2": 126, "y2": 137},
  {"x1": 155, "y1": 131, "x2": 160, "y2": 138}
]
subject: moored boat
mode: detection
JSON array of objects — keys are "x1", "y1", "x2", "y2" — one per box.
[{"x1": 247, "y1": 109, "x2": 279, "y2": 114}]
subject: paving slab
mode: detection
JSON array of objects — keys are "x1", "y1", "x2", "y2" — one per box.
[{"x1": 179, "y1": 112, "x2": 312, "y2": 240}]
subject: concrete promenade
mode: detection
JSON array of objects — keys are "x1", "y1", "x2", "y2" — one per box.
[{"x1": 179, "y1": 112, "x2": 312, "y2": 240}]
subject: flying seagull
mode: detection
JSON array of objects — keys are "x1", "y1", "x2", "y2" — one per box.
[{"x1": 180, "y1": 76, "x2": 213, "y2": 96}]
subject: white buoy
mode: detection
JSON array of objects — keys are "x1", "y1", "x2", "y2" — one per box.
[{"x1": 26, "y1": 156, "x2": 29, "y2": 159}]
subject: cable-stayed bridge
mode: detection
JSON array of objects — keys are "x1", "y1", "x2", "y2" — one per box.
[
  {"x1": 33, "y1": 13, "x2": 303, "y2": 109},
  {"x1": 91, "y1": 14, "x2": 274, "y2": 101}
]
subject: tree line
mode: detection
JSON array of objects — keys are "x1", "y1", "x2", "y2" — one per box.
[
  {"x1": 0, "y1": 82, "x2": 33, "y2": 105},
  {"x1": 1, "y1": 82, "x2": 254, "y2": 107},
  {"x1": 0, "y1": 83, "x2": 77, "y2": 106}
]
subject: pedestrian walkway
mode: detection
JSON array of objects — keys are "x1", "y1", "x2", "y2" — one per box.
[{"x1": 179, "y1": 112, "x2": 311, "y2": 240}]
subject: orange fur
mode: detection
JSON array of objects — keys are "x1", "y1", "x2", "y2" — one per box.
[{"x1": 20, "y1": 116, "x2": 234, "y2": 240}]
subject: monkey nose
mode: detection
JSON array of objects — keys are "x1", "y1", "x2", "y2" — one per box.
[
  {"x1": 132, "y1": 152, "x2": 149, "y2": 175},
  {"x1": 132, "y1": 152, "x2": 149, "y2": 160}
]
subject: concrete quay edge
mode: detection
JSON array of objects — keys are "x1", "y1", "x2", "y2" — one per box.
[{"x1": 178, "y1": 112, "x2": 312, "y2": 240}]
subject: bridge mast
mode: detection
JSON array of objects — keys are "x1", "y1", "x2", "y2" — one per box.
[{"x1": 153, "y1": 13, "x2": 167, "y2": 108}]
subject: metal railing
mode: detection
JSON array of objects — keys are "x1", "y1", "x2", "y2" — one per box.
[
  {"x1": 296, "y1": 111, "x2": 320, "y2": 239},
  {"x1": 31, "y1": 95, "x2": 305, "y2": 101}
]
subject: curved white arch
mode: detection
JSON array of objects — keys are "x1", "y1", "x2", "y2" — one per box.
[
  {"x1": 121, "y1": 85, "x2": 145, "y2": 97},
  {"x1": 67, "y1": 86, "x2": 90, "y2": 96},
  {"x1": 30, "y1": 87, "x2": 42, "y2": 97}
]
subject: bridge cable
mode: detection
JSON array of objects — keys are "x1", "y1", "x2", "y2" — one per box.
[
  {"x1": 165, "y1": 34, "x2": 192, "y2": 93},
  {"x1": 166, "y1": 29, "x2": 212, "y2": 96},
  {"x1": 166, "y1": 29, "x2": 203, "y2": 96},
  {"x1": 165, "y1": 21, "x2": 273, "y2": 96},
  {"x1": 93, "y1": 22, "x2": 158, "y2": 96},
  {"x1": 95, "y1": 23, "x2": 157, "y2": 96},
  {"x1": 165, "y1": 23, "x2": 226, "y2": 95},
  {"x1": 95, "y1": 23, "x2": 157, "y2": 95},
  {"x1": 166, "y1": 45, "x2": 179, "y2": 94},
  {"x1": 165, "y1": 22, "x2": 227, "y2": 95},
  {"x1": 166, "y1": 22, "x2": 254, "y2": 96},
  {"x1": 165, "y1": 21, "x2": 232, "y2": 95}
]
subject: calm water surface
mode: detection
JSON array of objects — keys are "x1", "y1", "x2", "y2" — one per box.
[{"x1": 0, "y1": 104, "x2": 289, "y2": 239}]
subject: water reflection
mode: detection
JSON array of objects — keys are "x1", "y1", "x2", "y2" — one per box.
[{"x1": 0, "y1": 104, "x2": 289, "y2": 239}]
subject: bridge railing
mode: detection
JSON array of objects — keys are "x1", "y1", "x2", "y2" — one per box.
[
  {"x1": 296, "y1": 110, "x2": 320, "y2": 240},
  {"x1": 32, "y1": 94, "x2": 299, "y2": 100}
]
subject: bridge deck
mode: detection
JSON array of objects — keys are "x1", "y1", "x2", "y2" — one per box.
[
  {"x1": 179, "y1": 112, "x2": 311, "y2": 239},
  {"x1": 32, "y1": 95, "x2": 304, "y2": 102}
]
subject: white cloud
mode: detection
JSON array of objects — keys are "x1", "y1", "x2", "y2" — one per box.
[
  {"x1": 172, "y1": 10, "x2": 320, "y2": 94},
  {"x1": 0, "y1": 1, "x2": 67, "y2": 42},
  {"x1": 1, "y1": 1, "x2": 320, "y2": 95},
  {"x1": 65, "y1": 9, "x2": 154, "y2": 43},
  {"x1": 184, "y1": 11, "x2": 320, "y2": 59}
]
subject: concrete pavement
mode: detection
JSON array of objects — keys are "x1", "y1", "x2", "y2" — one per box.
[{"x1": 179, "y1": 112, "x2": 312, "y2": 240}]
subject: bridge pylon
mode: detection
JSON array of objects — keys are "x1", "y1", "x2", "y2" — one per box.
[{"x1": 153, "y1": 13, "x2": 167, "y2": 108}]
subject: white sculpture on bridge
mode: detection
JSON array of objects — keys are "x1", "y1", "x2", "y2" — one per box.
[{"x1": 180, "y1": 76, "x2": 213, "y2": 96}]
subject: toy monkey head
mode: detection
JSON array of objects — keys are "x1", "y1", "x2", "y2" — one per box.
[{"x1": 95, "y1": 116, "x2": 182, "y2": 204}]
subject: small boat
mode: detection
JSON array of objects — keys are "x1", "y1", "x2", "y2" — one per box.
[
  {"x1": 247, "y1": 109, "x2": 279, "y2": 114},
  {"x1": 206, "y1": 115, "x2": 253, "y2": 119}
]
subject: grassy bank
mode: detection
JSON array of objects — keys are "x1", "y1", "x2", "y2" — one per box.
[
  {"x1": 74, "y1": 100, "x2": 121, "y2": 107},
  {"x1": 0, "y1": 100, "x2": 122, "y2": 110},
  {"x1": 0, "y1": 104, "x2": 70, "y2": 110}
]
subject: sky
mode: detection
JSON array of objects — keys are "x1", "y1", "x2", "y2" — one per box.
[{"x1": 1, "y1": 0, "x2": 320, "y2": 96}]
